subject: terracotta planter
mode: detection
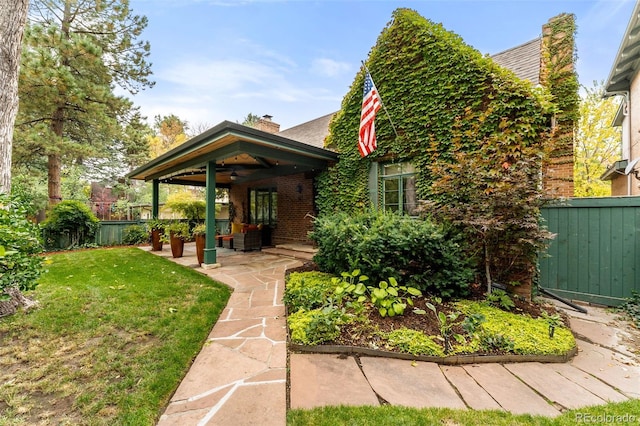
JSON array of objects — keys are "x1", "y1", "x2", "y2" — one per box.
[
  {"x1": 170, "y1": 233, "x2": 185, "y2": 258},
  {"x1": 195, "y1": 234, "x2": 205, "y2": 265},
  {"x1": 151, "y1": 229, "x2": 164, "y2": 251}
]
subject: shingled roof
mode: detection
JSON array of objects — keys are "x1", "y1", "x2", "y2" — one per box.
[
  {"x1": 491, "y1": 38, "x2": 542, "y2": 85},
  {"x1": 277, "y1": 112, "x2": 335, "y2": 149}
]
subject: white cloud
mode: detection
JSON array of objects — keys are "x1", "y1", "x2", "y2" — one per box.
[{"x1": 311, "y1": 58, "x2": 351, "y2": 78}]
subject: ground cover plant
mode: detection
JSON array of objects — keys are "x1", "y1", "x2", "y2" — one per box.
[
  {"x1": 284, "y1": 270, "x2": 575, "y2": 357},
  {"x1": 0, "y1": 248, "x2": 231, "y2": 425}
]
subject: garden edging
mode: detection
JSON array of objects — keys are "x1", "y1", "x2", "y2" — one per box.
[{"x1": 288, "y1": 343, "x2": 578, "y2": 365}]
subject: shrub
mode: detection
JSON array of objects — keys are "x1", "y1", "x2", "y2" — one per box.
[
  {"x1": 0, "y1": 193, "x2": 44, "y2": 293},
  {"x1": 310, "y1": 210, "x2": 474, "y2": 298},
  {"x1": 42, "y1": 200, "x2": 99, "y2": 249},
  {"x1": 283, "y1": 272, "x2": 336, "y2": 312},
  {"x1": 122, "y1": 224, "x2": 149, "y2": 245}
]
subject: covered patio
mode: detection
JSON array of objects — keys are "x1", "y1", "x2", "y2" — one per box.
[{"x1": 127, "y1": 119, "x2": 337, "y2": 267}]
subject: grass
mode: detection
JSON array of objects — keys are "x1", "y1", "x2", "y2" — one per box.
[
  {"x1": 287, "y1": 400, "x2": 640, "y2": 425},
  {"x1": 0, "y1": 247, "x2": 231, "y2": 425}
]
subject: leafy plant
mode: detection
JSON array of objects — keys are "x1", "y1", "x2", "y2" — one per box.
[
  {"x1": 0, "y1": 193, "x2": 45, "y2": 294},
  {"x1": 41, "y1": 200, "x2": 99, "y2": 249},
  {"x1": 424, "y1": 297, "x2": 465, "y2": 353},
  {"x1": 166, "y1": 221, "x2": 190, "y2": 240},
  {"x1": 367, "y1": 277, "x2": 422, "y2": 318},
  {"x1": 192, "y1": 223, "x2": 206, "y2": 236},
  {"x1": 461, "y1": 313, "x2": 486, "y2": 335},
  {"x1": 332, "y1": 270, "x2": 422, "y2": 318},
  {"x1": 122, "y1": 224, "x2": 149, "y2": 245},
  {"x1": 332, "y1": 270, "x2": 369, "y2": 308},
  {"x1": 284, "y1": 272, "x2": 337, "y2": 313},
  {"x1": 146, "y1": 219, "x2": 166, "y2": 232},
  {"x1": 287, "y1": 307, "x2": 348, "y2": 345},
  {"x1": 479, "y1": 332, "x2": 515, "y2": 353},
  {"x1": 486, "y1": 289, "x2": 515, "y2": 311},
  {"x1": 619, "y1": 291, "x2": 640, "y2": 327}
]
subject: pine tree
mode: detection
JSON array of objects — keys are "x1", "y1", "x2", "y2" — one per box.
[{"x1": 13, "y1": 0, "x2": 153, "y2": 206}]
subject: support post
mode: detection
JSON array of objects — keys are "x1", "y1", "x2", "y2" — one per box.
[
  {"x1": 203, "y1": 160, "x2": 219, "y2": 267},
  {"x1": 152, "y1": 179, "x2": 159, "y2": 219}
]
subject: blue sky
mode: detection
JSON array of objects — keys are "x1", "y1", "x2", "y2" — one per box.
[{"x1": 127, "y1": 0, "x2": 635, "y2": 131}]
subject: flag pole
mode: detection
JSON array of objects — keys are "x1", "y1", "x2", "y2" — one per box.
[{"x1": 361, "y1": 61, "x2": 399, "y2": 138}]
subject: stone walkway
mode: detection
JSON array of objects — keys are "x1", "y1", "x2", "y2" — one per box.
[
  {"x1": 290, "y1": 301, "x2": 640, "y2": 417},
  {"x1": 149, "y1": 243, "x2": 304, "y2": 426},
  {"x1": 147, "y1": 243, "x2": 640, "y2": 424}
]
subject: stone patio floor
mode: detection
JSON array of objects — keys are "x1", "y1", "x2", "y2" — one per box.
[{"x1": 147, "y1": 243, "x2": 640, "y2": 425}]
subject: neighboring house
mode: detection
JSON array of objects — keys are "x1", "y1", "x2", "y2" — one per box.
[
  {"x1": 602, "y1": 0, "x2": 640, "y2": 196},
  {"x1": 127, "y1": 12, "x2": 576, "y2": 266}
]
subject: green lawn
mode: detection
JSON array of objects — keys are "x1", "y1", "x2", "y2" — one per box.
[
  {"x1": 0, "y1": 248, "x2": 231, "y2": 425},
  {"x1": 287, "y1": 400, "x2": 640, "y2": 425}
]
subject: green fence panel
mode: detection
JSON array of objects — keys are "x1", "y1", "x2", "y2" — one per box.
[
  {"x1": 96, "y1": 221, "x2": 142, "y2": 246},
  {"x1": 540, "y1": 197, "x2": 640, "y2": 306},
  {"x1": 94, "y1": 219, "x2": 231, "y2": 246}
]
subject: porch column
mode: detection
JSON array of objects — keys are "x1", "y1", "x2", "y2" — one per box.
[
  {"x1": 152, "y1": 179, "x2": 159, "y2": 219},
  {"x1": 204, "y1": 160, "x2": 219, "y2": 266}
]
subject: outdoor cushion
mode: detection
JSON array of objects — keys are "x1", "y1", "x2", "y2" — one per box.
[{"x1": 231, "y1": 222, "x2": 243, "y2": 234}]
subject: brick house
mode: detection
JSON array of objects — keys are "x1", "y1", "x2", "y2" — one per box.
[
  {"x1": 602, "y1": 0, "x2": 640, "y2": 195},
  {"x1": 127, "y1": 14, "x2": 575, "y2": 267}
]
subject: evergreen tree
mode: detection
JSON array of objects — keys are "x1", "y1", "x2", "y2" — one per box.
[{"x1": 13, "y1": 0, "x2": 153, "y2": 206}]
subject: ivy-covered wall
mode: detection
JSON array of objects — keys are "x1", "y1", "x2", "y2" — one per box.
[{"x1": 316, "y1": 8, "x2": 568, "y2": 216}]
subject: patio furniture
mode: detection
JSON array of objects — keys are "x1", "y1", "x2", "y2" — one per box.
[
  {"x1": 222, "y1": 236, "x2": 234, "y2": 249},
  {"x1": 233, "y1": 225, "x2": 262, "y2": 251}
]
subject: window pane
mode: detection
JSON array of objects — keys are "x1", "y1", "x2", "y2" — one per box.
[
  {"x1": 403, "y1": 176, "x2": 417, "y2": 215},
  {"x1": 382, "y1": 164, "x2": 402, "y2": 176}
]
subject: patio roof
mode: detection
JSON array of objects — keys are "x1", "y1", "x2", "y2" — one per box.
[{"x1": 127, "y1": 120, "x2": 338, "y2": 187}]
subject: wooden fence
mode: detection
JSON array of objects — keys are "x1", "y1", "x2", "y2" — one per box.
[{"x1": 539, "y1": 197, "x2": 640, "y2": 306}]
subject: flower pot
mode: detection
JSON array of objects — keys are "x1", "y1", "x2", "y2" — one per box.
[
  {"x1": 195, "y1": 234, "x2": 205, "y2": 265},
  {"x1": 170, "y1": 232, "x2": 184, "y2": 258},
  {"x1": 151, "y1": 229, "x2": 164, "y2": 251}
]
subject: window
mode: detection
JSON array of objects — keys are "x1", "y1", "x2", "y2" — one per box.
[
  {"x1": 381, "y1": 162, "x2": 417, "y2": 215},
  {"x1": 249, "y1": 187, "x2": 277, "y2": 226}
]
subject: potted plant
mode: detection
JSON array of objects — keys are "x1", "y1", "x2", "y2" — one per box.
[
  {"x1": 166, "y1": 221, "x2": 190, "y2": 258},
  {"x1": 192, "y1": 223, "x2": 206, "y2": 265},
  {"x1": 147, "y1": 219, "x2": 166, "y2": 251}
]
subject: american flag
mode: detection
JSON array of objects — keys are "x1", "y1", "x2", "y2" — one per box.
[{"x1": 358, "y1": 72, "x2": 382, "y2": 157}]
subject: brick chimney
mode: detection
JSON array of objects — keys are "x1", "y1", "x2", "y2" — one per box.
[{"x1": 255, "y1": 115, "x2": 280, "y2": 134}]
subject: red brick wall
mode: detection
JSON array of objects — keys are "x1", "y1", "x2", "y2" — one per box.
[{"x1": 228, "y1": 172, "x2": 316, "y2": 245}]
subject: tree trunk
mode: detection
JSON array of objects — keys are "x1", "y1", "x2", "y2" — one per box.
[
  {"x1": 0, "y1": 0, "x2": 29, "y2": 194},
  {"x1": 48, "y1": 106, "x2": 65, "y2": 206}
]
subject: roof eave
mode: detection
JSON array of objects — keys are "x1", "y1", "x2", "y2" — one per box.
[
  {"x1": 126, "y1": 121, "x2": 338, "y2": 181},
  {"x1": 604, "y1": 1, "x2": 640, "y2": 96}
]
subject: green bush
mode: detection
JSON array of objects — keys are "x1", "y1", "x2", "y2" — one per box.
[
  {"x1": 310, "y1": 210, "x2": 474, "y2": 298},
  {"x1": 620, "y1": 291, "x2": 640, "y2": 327},
  {"x1": 42, "y1": 200, "x2": 100, "y2": 250},
  {"x1": 0, "y1": 193, "x2": 44, "y2": 293},
  {"x1": 283, "y1": 271, "x2": 336, "y2": 312},
  {"x1": 122, "y1": 224, "x2": 149, "y2": 245}
]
